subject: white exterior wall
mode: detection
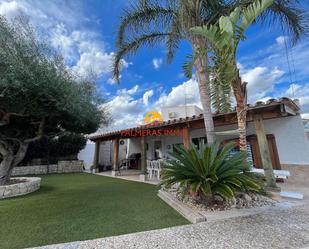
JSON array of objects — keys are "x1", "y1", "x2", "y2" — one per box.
[
  {"x1": 189, "y1": 123, "x2": 256, "y2": 142},
  {"x1": 145, "y1": 135, "x2": 183, "y2": 160},
  {"x1": 161, "y1": 105, "x2": 203, "y2": 120},
  {"x1": 263, "y1": 115, "x2": 309, "y2": 165},
  {"x1": 127, "y1": 135, "x2": 184, "y2": 160},
  {"x1": 187, "y1": 115, "x2": 309, "y2": 166},
  {"x1": 78, "y1": 142, "x2": 95, "y2": 171},
  {"x1": 127, "y1": 137, "x2": 141, "y2": 155}
]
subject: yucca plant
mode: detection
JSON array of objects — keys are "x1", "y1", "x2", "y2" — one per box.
[{"x1": 161, "y1": 142, "x2": 263, "y2": 200}]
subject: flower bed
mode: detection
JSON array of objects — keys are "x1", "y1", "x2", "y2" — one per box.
[{"x1": 166, "y1": 187, "x2": 276, "y2": 212}]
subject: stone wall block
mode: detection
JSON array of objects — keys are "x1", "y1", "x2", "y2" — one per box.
[{"x1": 11, "y1": 161, "x2": 84, "y2": 176}]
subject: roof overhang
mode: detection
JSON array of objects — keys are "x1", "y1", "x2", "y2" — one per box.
[{"x1": 90, "y1": 97, "x2": 300, "y2": 142}]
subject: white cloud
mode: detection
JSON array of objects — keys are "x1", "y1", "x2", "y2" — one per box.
[
  {"x1": 241, "y1": 66, "x2": 284, "y2": 102},
  {"x1": 143, "y1": 90, "x2": 154, "y2": 106},
  {"x1": 103, "y1": 86, "x2": 144, "y2": 131},
  {"x1": 0, "y1": 1, "x2": 23, "y2": 19},
  {"x1": 238, "y1": 35, "x2": 309, "y2": 119},
  {"x1": 152, "y1": 58, "x2": 163, "y2": 70},
  {"x1": 258, "y1": 82, "x2": 309, "y2": 117},
  {"x1": 107, "y1": 77, "x2": 118, "y2": 85},
  {"x1": 106, "y1": 95, "x2": 140, "y2": 115},
  {"x1": 0, "y1": 0, "x2": 129, "y2": 78},
  {"x1": 285, "y1": 83, "x2": 302, "y2": 96},
  {"x1": 50, "y1": 25, "x2": 129, "y2": 77},
  {"x1": 240, "y1": 35, "x2": 309, "y2": 86},
  {"x1": 127, "y1": 85, "x2": 139, "y2": 95},
  {"x1": 276, "y1": 36, "x2": 287, "y2": 45},
  {"x1": 286, "y1": 83, "x2": 309, "y2": 115},
  {"x1": 155, "y1": 78, "x2": 201, "y2": 108},
  {"x1": 103, "y1": 78, "x2": 202, "y2": 131},
  {"x1": 0, "y1": 1, "x2": 81, "y2": 30},
  {"x1": 73, "y1": 50, "x2": 115, "y2": 77}
]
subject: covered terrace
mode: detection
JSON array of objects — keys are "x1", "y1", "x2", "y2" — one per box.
[{"x1": 89, "y1": 98, "x2": 300, "y2": 183}]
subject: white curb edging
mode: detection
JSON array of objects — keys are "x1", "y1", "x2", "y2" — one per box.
[{"x1": 158, "y1": 189, "x2": 207, "y2": 223}]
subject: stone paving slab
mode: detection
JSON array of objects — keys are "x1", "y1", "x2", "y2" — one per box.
[{"x1": 31, "y1": 203, "x2": 309, "y2": 249}]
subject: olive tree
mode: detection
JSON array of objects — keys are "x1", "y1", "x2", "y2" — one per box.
[{"x1": 0, "y1": 16, "x2": 107, "y2": 185}]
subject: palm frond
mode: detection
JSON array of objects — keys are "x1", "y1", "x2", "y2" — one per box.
[
  {"x1": 239, "y1": 0, "x2": 274, "y2": 33},
  {"x1": 113, "y1": 32, "x2": 171, "y2": 82},
  {"x1": 166, "y1": 17, "x2": 182, "y2": 63},
  {"x1": 209, "y1": 52, "x2": 233, "y2": 113},
  {"x1": 182, "y1": 54, "x2": 194, "y2": 79},
  {"x1": 117, "y1": 1, "x2": 176, "y2": 47},
  {"x1": 238, "y1": 0, "x2": 308, "y2": 44},
  {"x1": 200, "y1": 0, "x2": 233, "y2": 25}
]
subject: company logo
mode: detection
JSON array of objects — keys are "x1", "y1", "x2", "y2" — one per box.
[
  {"x1": 120, "y1": 110, "x2": 183, "y2": 137},
  {"x1": 144, "y1": 111, "x2": 163, "y2": 125}
]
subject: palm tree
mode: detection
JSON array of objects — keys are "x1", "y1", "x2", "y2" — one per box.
[
  {"x1": 192, "y1": 0, "x2": 307, "y2": 152},
  {"x1": 191, "y1": 0, "x2": 269, "y2": 166},
  {"x1": 192, "y1": 0, "x2": 271, "y2": 152},
  {"x1": 113, "y1": 0, "x2": 307, "y2": 144}
]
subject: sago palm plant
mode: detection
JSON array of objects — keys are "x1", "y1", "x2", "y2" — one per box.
[{"x1": 161, "y1": 142, "x2": 263, "y2": 200}]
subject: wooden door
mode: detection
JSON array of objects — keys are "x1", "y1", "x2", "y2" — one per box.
[{"x1": 248, "y1": 134, "x2": 281, "y2": 170}]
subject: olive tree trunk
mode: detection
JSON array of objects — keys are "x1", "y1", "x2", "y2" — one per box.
[
  {"x1": 0, "y1": 142, "x2": 29, "y2": 185},
  {"x1": 192, "y1": 37, "x2": 215, "y2": 144}
]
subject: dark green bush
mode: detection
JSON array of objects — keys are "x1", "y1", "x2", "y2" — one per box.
[{"x1": 22, "y1": 133, "x2": 87, "y2": 165}]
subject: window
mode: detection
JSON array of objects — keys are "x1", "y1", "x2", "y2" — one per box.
[{"x1": 192, "y1": 137, "x2": 207, "y2": 149}]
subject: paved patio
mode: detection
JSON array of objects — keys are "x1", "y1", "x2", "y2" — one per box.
[{"x1": 96, "y1": 170, "x2": 160, "y2": 185}]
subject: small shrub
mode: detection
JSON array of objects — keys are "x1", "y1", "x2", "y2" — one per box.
[{"x1": 161, "y1": 142, "x2": 264, "y2": 200}]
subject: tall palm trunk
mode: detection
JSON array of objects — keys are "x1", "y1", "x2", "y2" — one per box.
[
  {"x1": 236, "y1": 103, "x2": 247, "y2": 151},
  {"x1": 192, "y1": 36, "x2": 215, "y2": 144},
  {"x1": 231, "y1": 70, "x2": 247, "y2": 152}
]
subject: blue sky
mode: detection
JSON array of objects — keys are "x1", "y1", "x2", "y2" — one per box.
[{"x1": 1, "y1": 0, "x2": 309, "y2": 130}]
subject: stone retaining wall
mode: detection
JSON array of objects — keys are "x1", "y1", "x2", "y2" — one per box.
[
  {"x1": 11, "y1": 160, "x2": 84, "y2": 176},
  {"x1": 0, "y1": 177, "x2": 41, "y2": 199}
]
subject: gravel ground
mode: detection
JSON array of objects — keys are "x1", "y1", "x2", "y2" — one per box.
[{"x1": 32, "y1": 203, "x2": 309, "y2": 249}]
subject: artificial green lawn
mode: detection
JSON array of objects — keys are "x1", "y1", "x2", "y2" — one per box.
[{"x1": 0, "y1": 173, "x2": 188, "y2": 249}]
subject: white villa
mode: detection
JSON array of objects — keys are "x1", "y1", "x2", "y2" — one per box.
[{"x1": 89, "y1": 97, "x2": 309, "y2": 182}]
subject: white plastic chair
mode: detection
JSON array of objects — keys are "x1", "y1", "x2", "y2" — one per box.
[{"x1": 146, "y1": 160, "x2": 153, "y2": 179}]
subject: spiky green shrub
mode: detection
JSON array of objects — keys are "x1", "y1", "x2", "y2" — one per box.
[{"x1": 161, "y1": 142, "x2": 264, "y2": 200}]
